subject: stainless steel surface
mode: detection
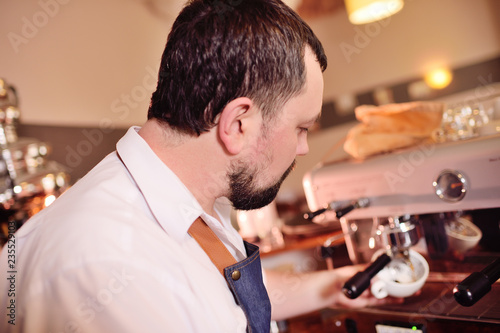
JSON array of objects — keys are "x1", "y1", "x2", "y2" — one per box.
[
  {"x1": 0, "y1": 79, "x2": 70, "y2": 245},
  {"x1": 303, "y1": 133, "x2": 500, "y2": 219},
  {"x1": 383, "y1": 216, "x2": 420, "y2": 253}
]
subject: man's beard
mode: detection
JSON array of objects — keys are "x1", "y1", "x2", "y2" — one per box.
[{"x1": 228, "y1": 159, "x2": 296, "y2": 211}]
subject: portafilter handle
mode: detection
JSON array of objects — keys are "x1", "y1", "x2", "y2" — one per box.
[
  {"x1": 342, "y1": 216, "x2": 420, "y2": 300},
  {"x1": 453, "y1": 257, "x2": 500, "y2": 307},
  {"x1": 342, "y1": 252, "x2": 392, "y2": 299}
]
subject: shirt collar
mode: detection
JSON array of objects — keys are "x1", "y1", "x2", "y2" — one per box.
[{"x1": 116, "y1": 126, "x2": 204, "y2": 242}]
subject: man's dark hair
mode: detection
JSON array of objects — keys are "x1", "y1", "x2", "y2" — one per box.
[{"x1": 148, "y1": 0, "x2": 327, "y2": 135}]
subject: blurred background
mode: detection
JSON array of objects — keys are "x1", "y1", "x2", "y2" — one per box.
[{"x1": 0, "y1": 0, "x2": 499, "y2": 192}]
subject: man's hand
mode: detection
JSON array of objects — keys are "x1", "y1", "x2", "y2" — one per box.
[
  {"x1": 324, "y1": 265, "x2": 404, "y2": 309},
  {"x1": 265, "y1": 265, "x2": 403, "y2": 321}
]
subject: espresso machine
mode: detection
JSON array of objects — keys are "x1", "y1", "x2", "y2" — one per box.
[
  {"x1": 302, "y1": 87, "x2": 500, "y2": 331},
  {"x1": 0, "y1": 79, "x2": 70, "y2": 245}
]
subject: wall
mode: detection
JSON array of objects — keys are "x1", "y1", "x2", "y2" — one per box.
[
  {"x1": 311, "y1": 0, "x2": 500, "y2": 102},
  {"x1": 1, "y1": 0, "x2": 176, "y2": 128}
]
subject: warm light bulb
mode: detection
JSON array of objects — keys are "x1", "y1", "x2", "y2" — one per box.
[
  {"x1": 346, "y1": 0, "x2": 404, "y2": 25},
  {"x1": 424, "y1": 68, "x2": 453, "y2": 89}
]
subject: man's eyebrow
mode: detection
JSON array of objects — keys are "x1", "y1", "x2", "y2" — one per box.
[{"x1": 305, "y1": 112, "x2": 322, "y2": 125}]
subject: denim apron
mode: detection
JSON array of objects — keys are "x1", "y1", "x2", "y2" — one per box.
[{"x1": 224, "y1": 241, "x2": 272, "y2": 333}]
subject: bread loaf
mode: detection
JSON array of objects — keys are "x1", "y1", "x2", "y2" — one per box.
[{"x1": 344, "y1": 101, "x2": 444, "y2": 159}]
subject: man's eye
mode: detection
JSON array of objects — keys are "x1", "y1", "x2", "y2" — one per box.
[{"x1": 299, "y1": 127, "x2": 309, "y2": 133}]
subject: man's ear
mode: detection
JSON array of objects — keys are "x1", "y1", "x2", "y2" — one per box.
[{"x1": 218, "y1": 97, "x2": 258, "y2": 155}]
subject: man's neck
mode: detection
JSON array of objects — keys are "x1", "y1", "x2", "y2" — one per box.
[{"x1": 138, "y1": 119, "x2": 229, "y2": 219}]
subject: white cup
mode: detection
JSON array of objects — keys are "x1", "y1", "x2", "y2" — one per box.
[{"x1": 370, "y1": 249, "x2": 429, "y2": 299}]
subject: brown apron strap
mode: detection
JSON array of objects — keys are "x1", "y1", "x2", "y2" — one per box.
[{"x1": 188, "y1": 217, "x2": 237, "y2": 276}]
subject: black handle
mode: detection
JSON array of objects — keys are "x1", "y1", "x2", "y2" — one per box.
[
  {"x1": 335, "y1": 204, "x2": 356, "y2": 219},
  {"x1": 342, "y1": 253, "x2": 392, "y2": 299},
  {"x1": 305, "y1": 198, "x2": 370, "y2": 221},
  {"x1": 303, "y1": 208, "x2": 327, "y2": 220},
  {"x1": 453, "y1": 257, "x2": 500, "y2": 307}
]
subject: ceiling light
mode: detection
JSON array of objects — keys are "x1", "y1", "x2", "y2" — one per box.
[
  {"x1": 424, "y1": 68, "x2": 453, "y2": 89},
  {"x1": 345, "y1": 0, "x2": 404, "y2": 25}
]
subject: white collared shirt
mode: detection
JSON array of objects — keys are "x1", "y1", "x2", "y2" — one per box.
[{"x1": 0, "y1": 127, "x2": 248, "y2": 333}]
